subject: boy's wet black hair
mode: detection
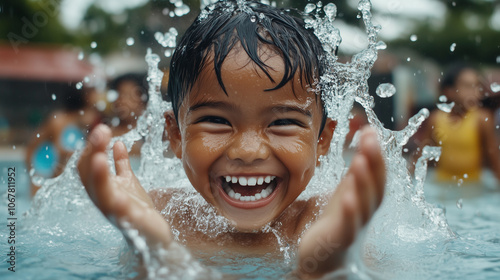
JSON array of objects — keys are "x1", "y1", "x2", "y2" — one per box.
[
  {"x1": 110, "y1": 73, "x2": 149, "y2": 104},
  {"x1": 165, "y1": 0, "x2": 328, "y2": 135}
]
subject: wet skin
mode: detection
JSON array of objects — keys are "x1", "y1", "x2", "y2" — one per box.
[
  {"x1": 77, "y1": 47, "x2": 386, "y2": 278},
  {"x1": 165, "y1": 47, "x2": 333, "y2": 231}
]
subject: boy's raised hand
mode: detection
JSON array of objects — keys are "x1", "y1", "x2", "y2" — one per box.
[
  {"x1": 78, "y1": 124, "x2": 172, "y2": 249},
  {"x1": 297, "y1": 127, "x2": 385, "y2": 278}
]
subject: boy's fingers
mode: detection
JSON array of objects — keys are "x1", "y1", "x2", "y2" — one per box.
[
  {"x1": 90, "y1": 152, "x2": 112, "y2": 212},
  {"x1": 78, "y1": 125, "x2": 112, "y2": 187},
  {"x1": 350, "y1": 154, "x2": 376, "y2": 223},
  {"x1": 113, "y1": 141, "x2": 133, "y2": 177},
  {"x1": 359, "y1": 127, "x2": 386, "y2": 201}
]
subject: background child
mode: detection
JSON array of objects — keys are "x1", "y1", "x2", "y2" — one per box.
[
  {"x1": 107, "y1": 73, "x2": 148, "y2": 137},
  {"x1": 26, "y1": 86, "x2": 101, "y2": 195},
  {"x1": 77, "y1": 1, "x2": 385, "y2": 278},
  {"x1": 415, "y1": 62, "x2": 500, "y2": 183}
]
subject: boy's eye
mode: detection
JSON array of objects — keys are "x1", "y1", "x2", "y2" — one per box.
[
  {"x1": 269, "y1": 119, "x2": 304, "y2": 127},
  {"x1": 196, "y1": 116, "x2": 230, "y2": 125}
]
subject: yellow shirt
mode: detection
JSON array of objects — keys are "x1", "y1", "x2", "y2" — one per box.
[{"x1": 433, "y1": 109, "x2": 482, "y2": 182}]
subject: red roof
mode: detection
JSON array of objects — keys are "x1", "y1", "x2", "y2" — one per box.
[{"x1": 0, "y1": 44, "x2": 93, "y2": 82}]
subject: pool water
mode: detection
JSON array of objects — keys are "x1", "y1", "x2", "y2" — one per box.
[
  {"x1": 1, "y1": 157, "x2": 499, "y2": 279},
  {"x1": 1, "y1": 1, "x2": 500, "y2": 279}
]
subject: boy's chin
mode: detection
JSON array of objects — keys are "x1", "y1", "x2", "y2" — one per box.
[
  {"x1": 219, "y1": 205, "x2": 280, "y2": 232},
  {"x1": 229, "y1": 218, "x2": 274, "y2": 232}
]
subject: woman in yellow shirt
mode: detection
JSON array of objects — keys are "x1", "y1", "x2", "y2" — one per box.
[{"x1": 417, "y1": 63, "x2": 500, "y2": 183}]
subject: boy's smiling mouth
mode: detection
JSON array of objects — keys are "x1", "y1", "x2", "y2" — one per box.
[{"x1": 217, "y1": 175, "x2": 280, "y2": 209}]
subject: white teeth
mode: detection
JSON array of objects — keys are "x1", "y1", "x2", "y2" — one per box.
[
  {"x1": 223, "y1": 175, "x2": 277, "y2": 202},
  {"x1": 264, "y1": 176, "x2": 271, "y2": 183},
  {"x1": 225, "y1": 176, "x2": 276, "y2": 186},
  {"x1": 238, "y1": 177, "x2": 247, "y2": 186},
  {"x1": 247, "y1": 177, "x2": 257, "y2": 186},
  {"x1": 257, "y1": 177, "x2": 264, "y2": 185}
]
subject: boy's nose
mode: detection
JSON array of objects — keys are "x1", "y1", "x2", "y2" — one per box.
[{"x1": 227, "y1": 130, "x2": 270, "y2": 164}]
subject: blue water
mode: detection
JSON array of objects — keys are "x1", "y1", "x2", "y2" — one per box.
[{"x1": 0, "y1": 158, "x2": 499, "y2": 279}]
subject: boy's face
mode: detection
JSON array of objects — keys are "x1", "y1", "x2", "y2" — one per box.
[{"x1": 167, "y1": 47, "x2": 333, "y2": 231}]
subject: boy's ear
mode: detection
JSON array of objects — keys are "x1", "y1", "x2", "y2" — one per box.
[
  {"x1": 316, "y1": 118, "x2": 336, "y2": 165},
  {"x1": 165, "y1": 111, "x2": 182, "y2": 159}
]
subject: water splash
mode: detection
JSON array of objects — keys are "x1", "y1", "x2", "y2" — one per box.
[
  {"x1": 437, "y1": 101, "x2": 455, "y2": 113},
  {"x1": 22, "y1": 0, "x2": 456, "y2": 278}
]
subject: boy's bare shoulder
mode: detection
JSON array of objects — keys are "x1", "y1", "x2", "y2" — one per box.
[
  {"x1": 278, "y1": 196, "x2": 321, "y2": 238},
  {"x1": 148, "y1": 188, "x2": 180, "y2": 211}
]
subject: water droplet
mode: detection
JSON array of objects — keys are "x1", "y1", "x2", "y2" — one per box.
[
  {"x1": 126, "y1": 37, "x2": 135, "y2": 46},
  {"x1": 90, "y1": 41, "x2": 97, "y2": 49},
  {"x1": 162, "y1": 8, "x2": 170, "y2": 15},
  {"x1": 83, "y1": 76, "x2": 90, "y2": 83},
  {"x1": 463, "y1": 173, "x2": 468, "y2": 179},
  {"x1": 407, "y1": 57, "x2": 411, "y2": 62},
  {"x1": 323, "y1": 3, "x2": 337, "y2": 20},
  {"x1": 250, "y1": 15, "x2": 257, "y2": 22},
  {"x1": 437, "y1": 101, "x2": 455, "y2": 113},
  {"x1": 456, "y1": 198, "x2": 463, "y2": 209},
  {"x1": 438, "y1": 95, "x2": 447, "y2": 102},
  {"x1": 12, "y1": 145, "x2": 16, "y2": 150},
  {"x1": 403, "y1": 148, "x2": 409, "y2": 153},
  {"x1": 304, "y1": 3, "x2": 316, "y2": 14},
  {"x1": 164, "y1": 49, "x2": 173, "y2": 57},
  {"x1": 457, "y1": 178, "x2": 463, "y2": 186},
  {"x1": 174, "y1": 4, "x2": 190, "y2": 17},
  {"x1": 410, "y1": 34, "x2": 418, "y2": 42},
  {"x1": 96, "y1": 100, "x2": 107, "y2": 111},
  {"x1": 51, "y1": 94, "x2": 56, "y2": 101},
  {"x1": 78, "y1": 51, "x2": 84, "y2": 60},
  {"x1": 376, "y1": 83, "x2": 396, "y2": 98},
  {"x1": 37, "y1": 133, "x2": 40, "y2": 138},
  {"x1": 375, "y1": 41, "x2": 387, "y2": 50},
  {"x1": 490, "y1": 82, "x2": 500, "y2": 93},
  {"x1": 450, "y1": 43, "x2": 456, "y2": 52},
  {"x1": 111, "y1": 117, "x2": 120, "y2": 127},
  {"x1": 107, "y1": 90, "x2": 118, "y2": 102},
  {"x1": 496, "y1": 56, "x2": 500, "y2": 64},
  {"x1": 155, "y1": 28, "x2": 178, "y2": 48},
  {"x1": 76, "y1": 82, "x2": 83, "y2": 89}
]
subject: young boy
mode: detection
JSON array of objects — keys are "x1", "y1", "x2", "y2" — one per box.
[{"x1": 77, "y1": 1, "x2": 385, "y2": 278}]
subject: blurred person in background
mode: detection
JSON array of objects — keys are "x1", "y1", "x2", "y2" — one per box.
[
  {"x1": 26, "y1": 86, "x2": 102, "y2": 195},
  {"x1": 414, "y1": 62, "x2": 500, "y2": 184},
  {"x1": 107, "y1": 73, "x2": 148, "y2": 137},
  {"x1": 106, "y1": 73, "x2": 148, "y2": 157}
]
